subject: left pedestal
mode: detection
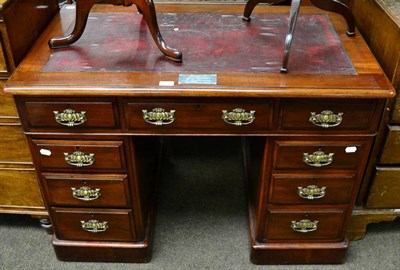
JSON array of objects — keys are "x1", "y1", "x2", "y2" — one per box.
[{"x1": 16, "y1": 99, "x2": 163, "y2": 261}]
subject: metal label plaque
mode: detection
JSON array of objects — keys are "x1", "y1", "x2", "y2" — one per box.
[{"x1": 178, "y1": 74, "x2": 217, "y2": 85}]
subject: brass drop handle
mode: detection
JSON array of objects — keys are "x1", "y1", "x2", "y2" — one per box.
[
  {"x1": 222, "y1": 108, "x2": 255, "y2": 126},
  {"x1": 81, "y1": 220, "x2": 108, "y2": 233},
  {"x1": 303, "y1": 150, "x2": 334, "y2": 167},
  {"x1": 64, "y1": 150, "x2": 95, "y2": 167},
  {"x1": 309, "y1": 110, "x2": 343, "y2": 128},
  {"x1": 291, "y1": 219, "x2": 319, "y2": 233},
  {"x1": 297, "y1": 185, "x2": 326, "y2": 200},
  {"x1": 71, "y1": 186, "x2": 101, "y2": 201},
  {"x1": 54, "y1": 109, "x2": 87, "y2": 127},
  {"x1": 142, "y1": 108, "x2": 175, "y2": 126}
]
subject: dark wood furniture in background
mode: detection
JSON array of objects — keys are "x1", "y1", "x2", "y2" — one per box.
[
  {"x1": 346, "y1": 0, "x2": 400, "y2": 240},
  {"x1": 5, "y1": 4, "x2": 394, "y2": 264},
  {"x1": 0, "y1": 0, "x2": 59, "y2": 217}
]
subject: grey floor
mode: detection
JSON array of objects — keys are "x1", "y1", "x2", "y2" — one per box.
[{"x1": 1, "y1": 137, "x2": 399, "y2": 270}]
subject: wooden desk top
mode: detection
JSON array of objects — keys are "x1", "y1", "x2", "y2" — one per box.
[{"x1": 4, "y1": 4, "x2": 395, "y2": 99}]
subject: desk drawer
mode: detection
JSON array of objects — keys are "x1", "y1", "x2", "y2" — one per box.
[
  {"x1": 269, "y1": 174, "x2": 355, "y2": 205},
  {"x1": 278, "y1": 99, "x2": 383, "y2": 133},
  {"x1": 392, "y1": 98, "x2": 400, "y2": 123},
  {"x1": 31, "y1": 140, "x2": 126, "y2": 172},
  {"x1": 0, "y1": 124, "x2": 32, "y2": 162},
  {"x1": 42, "y1": 173, "x2": 130, "y2": 207},
  {"x1": 272, "y1": 139, "x2": 371, "y2": 170},
  {"x1": 52, "y1": 207, "x2": 136, "y2": 241},
  {"x1": 16, "y1": 97, "x2": 119, "y2": 130},
  {"x1": 122, "y1": 99, "x2": 273, "y2": 134},
  {"x1": 263, "y1": 209, "x2": 346, "y2": 242},
  {"x1": 0, "y1": 167, "x2": 44, "y2": 209},
  {"x1": 366, "y1": 167, "x2": 400, "y2": 208},
  {"x1": 379, "y1": 126, "x2": 400, "y2": 164}
]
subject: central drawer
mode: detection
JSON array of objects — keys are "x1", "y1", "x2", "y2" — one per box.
[
  {"x1": 52, "y1": 207, "x2": 137, "y2": 242},
  {"x1": 42, "y1": 173, "x2": 131, "y2": 207},
  {"x1": 122, "y1": 99, "x2": 273, "y2": 134},
  {"x1": 30, "y1": 140, "x2": 126, "y2": 172}
]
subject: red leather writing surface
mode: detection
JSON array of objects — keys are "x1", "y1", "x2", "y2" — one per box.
[{"x1": 43, "y1": 12, "x2": 355, "y2": 74}]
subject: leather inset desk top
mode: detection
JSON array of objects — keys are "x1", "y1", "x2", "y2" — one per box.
[{"x1": 43, "y1": 12, "x2": 355, "y2": 75}]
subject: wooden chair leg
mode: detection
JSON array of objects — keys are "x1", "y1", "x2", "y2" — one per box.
[
  {"x1": 243, "y1": 0, "x2": 287, "y2": 21},
  {"x1": 49, "y1": 0, "x2": 182, "y2": 61},
  {"x1": 309, "y1": 0, "x2": 355, "y2": 36},
  {"x1": 281, "y1": 0, "x2": 301, "y2": 73},
  {"x1": 49, "y1": 0, "x2": 98, "y2": 48},
  {"x1": 132, "y1": 0, "x2": 182, "y2": 62}
]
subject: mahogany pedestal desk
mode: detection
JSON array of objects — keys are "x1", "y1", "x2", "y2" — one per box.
[{"x1": 5, "y1": 3, "x2": 395, "y2": 264}]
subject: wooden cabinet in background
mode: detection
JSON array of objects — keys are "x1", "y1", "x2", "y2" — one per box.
[
  {"x1": 0, "y1": 80, "x2": 47, "y2": 215},
  {"x1": 347, "y1": 0, "x2": 400, "y2": 240},
  {"x1": 0, "y1": 0, "x2": 59, "y2": 216}
]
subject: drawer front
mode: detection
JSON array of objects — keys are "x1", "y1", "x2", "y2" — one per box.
[
  {"x1": 123, "y1": 99, "x2": 273, "y2": 134},
  {"x1": 0, "y1": 85, "x2": 19, "y2": 116},
  {"x1": 380, "y1": 126, "x2": 400, "y2": 164},
  {"x1": 17, "y1": 97, "x2": 119, "y2": 130},
  {"x1": 278, "y1": 99, "x2": 383, "y2": 133},
  {"x1": 0, "y1": 124, "x2": 32, "y2": 162},
  {"x1": 31, "y1": 140, "x2": 126, "y2": 171},
  {"x1": 0, "y1": 167, "x2": 44, "y2": 208},
  {"x1": 366, "y1": 167, "x2": 400, "y2": 208},
  {"x1": 264, "y1": 209, "x2": 346, "y2": 241},
  {"x1": 52, "y1": 208, "x2": 136, "y2": 241},
  {"x1": 269, "y1": 174, "x2": 356, "y2": 205},
  {"x1": 272, "y1": 139, "x2": 371, "y2": 170},
  {"x1": 392, "y1": 97, "x2": 400, "y2": 123},
  {"x1": 42, "y1": 173, "x2": 131, "y2": 207},
  {"x1": 0, "y1": 41, "x2": 8, "y2": 73}
]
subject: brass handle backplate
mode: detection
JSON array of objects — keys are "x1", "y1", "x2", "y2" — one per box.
[
  {"x1": 71, "y1": 186, "x2": 101, "y2": 201},
  {"x1": 222, "y1": 108, "x2": 255, "y2": 126},
  {"x1": 291, "y1": 219, "x2": 318, "y2": 233},
  {"x1": 142, "y1": 108, "x2": 175, "y2": 126},
  {"x1": 64, "y1": 150, "x2": 95, "y2": 167},
  {"x1": 54, "y1": 109, "x2": 87, "y2": 127},
  {"x1": 303, "y1": 150, "x2": 334, "y2": 167},
  {"x1": 81, "y1": 220, "x2": 108, "y2": 233},
  {"x1": 297, "y1": 185, "x2": 326, "y2": 200},
  {"x1": 309, "y1": 110, "x2": 343, "y2": 128}
]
